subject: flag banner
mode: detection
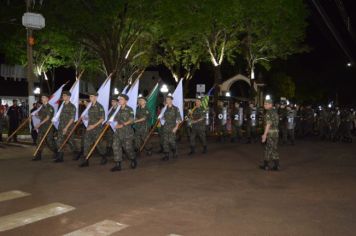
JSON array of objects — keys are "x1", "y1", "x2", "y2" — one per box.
[
  {"x1": 31, "y1": 84, "x2": 66, "y2": 131},
  {"x1": 52, "y1": 79, "x2": 80, "y2": 129},
  {"x1": 159, "y1": 79, "x2": 184, "y2": 125},
  {"x1": 81, "y1": 75, "x2": 111, "y2": 127},
  {"x1": 146, "y1": 83, "x2": 159, "y2": 126},
  {"x1": 201, "y1": 86, "x2": 214, "y2": 110}
]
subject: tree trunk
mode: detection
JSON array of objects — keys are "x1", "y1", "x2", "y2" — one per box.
[
  {"x1": 213, "y1": 64, "x2": 222, "y2": 112},
  {"x1": 183, "y1": 79, "x2": 191, "y2": 97}
]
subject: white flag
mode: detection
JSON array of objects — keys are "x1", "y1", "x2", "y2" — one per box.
[
  {"x1": 108, "y1": 79, "x2": 139, "y2": 132},
  {"x1": 31, "y1": 84, "x2": 66, "y2": 131},
  {"x1": 159, "y1": 79, "x2": 184, "y2": 125},
  {"x1": 52, "y1": 79, "x2": 80, "y2": 129},
  {"x1": 81, "y1": 76, "x2": 111, "y2": 127}
]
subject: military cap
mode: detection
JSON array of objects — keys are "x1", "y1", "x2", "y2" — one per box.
[
  {"x1": 166, "y1": 93, "x2": 173, "y2": 99},
  {"x1": 118, "y1": 93, "x2": 129, "y2": 101},
  {"x1": 110, "y1": 95, "x2": 118, "y2": 101},
  {"x1": 41, "y1": 93, "x2": 50, "y2": 98},
  {"x1": 62, "y1": 91, "x2": 71, "y2": 96},
  {"x1": 138, "y1": 95, "x2": 147, "y2": 101}
]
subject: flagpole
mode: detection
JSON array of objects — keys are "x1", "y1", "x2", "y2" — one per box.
[
  {"x1": 139, "y1": 119, "x2": 160, "y2": 153},
  {"x1": 57, "y1": 117, "x2": 82, "y2": 152},
  {"x1": 33, "y1": 123, "x2": 53, "y2": 157},
  {"x1": 6, "y1": 117, "x2": 31, "y2": 142},
  {"x1": 85, "y1": 124, "x2": 110, "y2": 160}
]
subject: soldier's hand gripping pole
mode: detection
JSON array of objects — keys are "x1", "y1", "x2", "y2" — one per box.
[
  {"x1": 33, "y1": 123, "x2": 53, "y2": 157},
  {"x1": 139, "y1": 119, "x2": 160, "y2": 153},
  {"x1": 6, "y1": 117, "x2": 31, "y2": 142},
  {"x1": 57, "y1": 117, "x2": 82, "y2": 152},
  {"x1": 85, "y1": 124, "x2": 110, "y2": 160}
]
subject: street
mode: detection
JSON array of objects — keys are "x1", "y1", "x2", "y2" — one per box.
[{"x1": 0, "y1": 138, "x2": 356, "y2": 236}]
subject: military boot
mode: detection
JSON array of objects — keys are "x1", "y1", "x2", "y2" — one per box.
[
  {"x1": 79, "y1": 159, "x2": 89, "y2": 167},
  {"x1": 73, "y1": 150, "x2": 83, "y2": 161},
  {"x1": 161, "y1": 153, "x2": 169, "y2": 161},
  {"x1": 202, "y1": 146, "x2": 207, "y2": 154},
  {"x1": 271, "y1": 160, "x2": 280, "y2": 171},
  {"x1": 259, "y1": 160, "x2": 269, "y2": 170},
  {"x1": 110, "y1": 161, "x2": 122, "y2": 172},
  {"x1": 32, "y1": 152, "x2": 42, "y2": 161},
  {"x1": 188, "y1": 146, "x2": 195, "y2": 155},
  {"x1": 54, "y1": 152, "x2": 64, "y2": 163}
]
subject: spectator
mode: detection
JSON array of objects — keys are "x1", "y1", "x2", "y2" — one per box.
[{"x1": 7, "y1": 99, "x2": 23, "y2": 142}]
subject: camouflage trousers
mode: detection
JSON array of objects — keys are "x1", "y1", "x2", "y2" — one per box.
[
  {"x1": 134, "y1": 127, "x2": 151, "y2": 151},
  {"x1": 216, "y1": 124, "x2": 227, "y2": 137},
  {"x1": 56, "y1": 126, "x2": 77, "y2": 153},
  {"x1": 83, "y1": 127, "x2": 106, "y2": 156},
  {"x1": 37, "y1": 124, "x2": 57, "y2": 154},
  {"x1": 264, "y1": 132, "x2": 279, "y2": 161},
  {"x1": 113, "y1": 132, "x2": 135, "y2": 162},
  {"x1": 231, "y1": 124, "x2": 242, "y2": 140},
  {"x1": 162, "y1": 126, "x2": 176, "y2": 153},
  {"x1": 190, "y1": 126, "x2": 206, "y2": 147},
  {"x1": 103, "y1": 128, "x2": 114, "y2": 148}
]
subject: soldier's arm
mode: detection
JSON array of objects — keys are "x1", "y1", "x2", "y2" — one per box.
[{"x1": 123, "y1": 109, "x2": 134, "y2": 126}]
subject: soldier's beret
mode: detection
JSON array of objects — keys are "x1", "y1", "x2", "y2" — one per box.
[
  {"x1": 110, "y1": 95, "x2": 118, "y2": 101},
  {"x1": 62, "y1": 91, "x2": 71, "y2": 96},
  {"x1": 166, "y1": 93, "x2": 173, "y2": 99},
  {"x1": 88, "y1": 92, "x2": 98, "y2": 96},
  {"x1": 41, "y1": 93, "x2": 50, "y2": 98},
  {"x1": 118, "y1": 93, "x2": 129, "y2": 101},
  {"x1": 264, "y1": 99, "x2": 273, "y2": 104},
  {"x1": 196, "y1": 96, "x2": 202, "y2": 101}
]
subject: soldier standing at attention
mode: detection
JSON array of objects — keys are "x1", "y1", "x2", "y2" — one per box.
[
  {"x1": 32, "y1": 94, "x2": 57, "y2": 161},
  {"x1": 134, "y1": 95, "x2": 152, "y2": 156},
  {"x1": 104, "y1": 97, "x2": 118, "y2": 156},
  {"x1": 260, "y1": 97, "x2": 280, "y2": 171},
  {"x1": 188, "y1": 97, "x2": 207, "y2": 155},
  {"x1": 79, "y1": 91, "x2": 107, "y2": 167},
  {"x1": 245, "y1": 102, "x2": 258, "y2": 143},
  {"x1": 54, "y1": 91, "x2": 78, "y2": 163},
  {"x1": 161, "y1": 94, "x2": 182, "y2": 161},
  {"x1": 216, "y1": 101, "x2": 228, "y2": 142},
  {"x1": 110, "y1": 94, "x2": 137, "y2": 171}
]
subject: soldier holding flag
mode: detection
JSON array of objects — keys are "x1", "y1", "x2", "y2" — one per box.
[
  {"x1": 134, "y1": 95, "x2": 152, "y2": 156},
  {"x1": 110, "y1": 94, "x2": 137, "y2": 171},
  {"x1": 32, "y1": 94, "x2": 57, "y2": 161},
  {"x1": 188, "y1": 97, "x2": 207, "y2": 155}
]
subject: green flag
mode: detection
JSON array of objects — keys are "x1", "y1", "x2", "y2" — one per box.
[{"x1": 146, "y1": 83, "x2": 159, "y2": 126}]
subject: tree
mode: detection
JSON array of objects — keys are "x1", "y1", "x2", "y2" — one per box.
[{"x1": 269, "y1": 72, "x2": 296, "y2": 99}]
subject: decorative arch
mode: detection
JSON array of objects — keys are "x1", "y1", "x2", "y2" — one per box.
[{"x1": 219, "y1": 74, "x2": 257, "y2": 95}]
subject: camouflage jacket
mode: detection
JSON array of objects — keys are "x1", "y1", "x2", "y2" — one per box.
[
  {"x1": 264, "y1": 108, "x2": 279, "y2": 133},
  {"x1": 163, "y1": 105, "x2": 182, "y2": 129},
  {"x1": 38, "y1": 103, "x2": 54, "y2": 127},
  {"x1": 88, "y1": 102, "x2": 105, "y2": 126},
  {"x1": 114, "y1": 105, "x2": 134, "y2": 137},
  {"x1": 135, "y1": 106, "x2": 150, "y2": 131},
  {"x1": 191, "y1": 106, "x2": 205, "y2": 128},
  {"x1": 59, "y1": 102, "x2": 76, "y2": 130}
]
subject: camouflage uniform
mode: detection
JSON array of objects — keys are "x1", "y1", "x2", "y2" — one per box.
[
  {"x1": 231, "y1": 106, "x2": 243, "y2": 142},
  {"x1": 162, "y1": 105, "x2": 182, "y2": 154},
  {"x1": 113, "y1": 105, "x2": 135, "y2": 162},
  {"x1": 245, "y1": 106, "x2": 258, "y2": 143},
  {"x1": 318, "y1": 109, "x2": 330, "y2": 140},
  {"x1": 264, "y1": 108, "x2": 279, "y2": 161},
  {"x1": 302, "y1": 107, "x2": 314, "y2": 137},
  {"x1": 189, "y1": 106, "x2": 206, "y2": 149},
  {"x1": 103, "y1": 105, "x2": 117, "y2": 153},
  {"x1": 37, "y1": 104, "x2": 57, "y2": 154},
  {"x1": 83, "y1": 102, "x2": 106, "y2": 157},
  {"x1": 56, "y1": 102, "x2": 77, "y2": 154},
  {"x1": 134, "y1": 105, "x2": 151, "y2": 152}
]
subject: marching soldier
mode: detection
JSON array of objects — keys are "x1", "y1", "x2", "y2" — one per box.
[
  {"x1": 231, "y1": 102, "x2": 243, "y2": 142},
  {"x1": 78, "y1": 91, "x2": 107, "y2": 167},
  {"x1": 32, "y1": 94, "x2": 57, "y2": 161},
  {"x1": 260, "y1": 97, "x2": 280, "y2": 171},
  {"x1": 188, "y1": 97, "x2": 207, "y2": 155},
  {"x1": 110, "y1": 94, "x2": 137, "y2": 171},
  {"x1": 245, "y1": 102, "x2": 258, "y2": 143},
  {"x1": 134, "y1": 95, "x2": 152, "y2": 156},
  {"x1": 103, "y1": 97, "x2": 118, "y2": 156},
  {"x1": 161, "y1": 94, "x2": 182, "y2": 161},
  {"x1": 54, "y1": 91, "x2": 78, "y2": 162},
  {"x1": 216, "y1": 101, "x2": 228, "y2": 142}
]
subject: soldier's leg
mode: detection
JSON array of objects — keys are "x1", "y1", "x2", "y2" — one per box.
[
  {"x1": 45, "y1": 128, "x2": 57, "y2": 153},
  {"x1": 122, "y1": 136, "x2": 137, "y2": 169},
  {"x1": 169, "y1": 130, "x2": 177, "y2": 157},
  {"x1": 246, "y1": 125, "x2": 251, "y2": 143},
  {"x1": 33, "y1": 128, "x2": 44, "y2": 160},
  {"x1": 270, "y1": 135, "x2": 280, "y2": 170},
  {"x1": 189, "y1": 127, "x2": 197, "y2": 155},
  {"x1": 199, "y1": 128, "x2": 207, "y2": 153},
  {"x1": 161, "y1": 128, "x2": 170, "y2": 160},
  {"x1": 111, "y1": 134, "x2": 123, "y2": 171}
]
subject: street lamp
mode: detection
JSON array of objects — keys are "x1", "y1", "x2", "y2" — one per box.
[
  {"x1": 114, "y1": 88, "x2": 119, "y2": 95},
  {"x1": 265, "y1": 94, "x2": 271, "y2": 100},
  {"x1": 33, "y1": 87, "x2": 40, "y2": 95},
  {"x1": 160, "y1": 84, "x2": 169, "y2": 93},
  {"x1": 347, "y1": 62, "x2": 352, "y2": 67},
  {"x1": 225, "y1": 92, "x2": 231, "y2": 97}
]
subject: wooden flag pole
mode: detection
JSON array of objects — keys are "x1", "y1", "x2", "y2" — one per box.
[
  {"x1": 33, "y1": 123, "x2": 53, "y2": 157},
  {"x1": 57, "y1": 117, "x2": 82, "y2": 152},
  {"x1": 6, "y1": 117, "x2": 31, "y2": 142},
  {"x1": 139, "y1": 119, "x2": 160, "y2": 153},
  {"x1": 85, "y1": 124, "x2": 110, "y2": 160}
]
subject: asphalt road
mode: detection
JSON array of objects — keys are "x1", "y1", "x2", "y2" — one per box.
[{"x1": 0, "y1": 137, "x2": 355, "y2": 236}]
